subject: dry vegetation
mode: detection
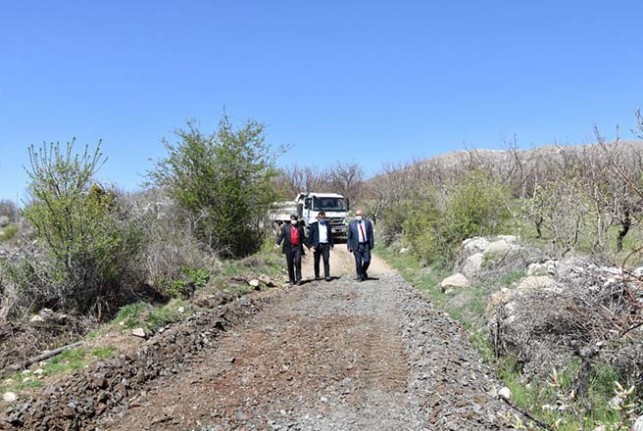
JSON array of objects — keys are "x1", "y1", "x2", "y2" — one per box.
[{"x1": 1, "y1": 113, "x2": 643, "y2": 428}]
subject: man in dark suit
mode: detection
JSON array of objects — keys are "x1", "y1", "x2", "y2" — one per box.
[
  {"x1": 307, "y1": 211, "x2": 334, "y2": 282},
  {"x1": 275, "y1": 214, "x2": 308, "y2": 285},
  {"x1": 347, "y1": 209, "x2": 374, "y2": 282}
]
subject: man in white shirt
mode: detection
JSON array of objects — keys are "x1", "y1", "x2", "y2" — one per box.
[{"x1": 307, "y1": 211, "x2": 334, "y2": 281}]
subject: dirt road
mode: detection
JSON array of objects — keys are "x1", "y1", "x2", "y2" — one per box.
[
  {"x1": 97, "y1": 248, "x2": 514, "y2": 431},
  {"x1": 2, "y1": 247, "x2": 517, "y2": 430}
]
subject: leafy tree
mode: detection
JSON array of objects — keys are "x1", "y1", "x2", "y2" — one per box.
[
  {"x1": 449, "y1": 169, "x2": 511, "y2": 240},
  {"x1": 149, "y1": 115, "x2": 279, "y2": 257},
  {"x1": 398, "y1": 169, "x2": 511, "y2": 265},
  {"x1": 23, "y1": 140, "x2": 139, "y2": 317}
]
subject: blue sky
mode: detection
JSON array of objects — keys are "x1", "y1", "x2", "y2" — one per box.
[{"x1": 1, "y1": 1, "x2": 642, "y2": 202}]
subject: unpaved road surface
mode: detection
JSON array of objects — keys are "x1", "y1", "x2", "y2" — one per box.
[{"x1": 3, "y1": 248, "x2": 517, "y2": 430}]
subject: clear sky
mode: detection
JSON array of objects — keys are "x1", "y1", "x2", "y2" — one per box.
[{"x1": 1, "y1": 1, "x2": 642, "y2": 202}]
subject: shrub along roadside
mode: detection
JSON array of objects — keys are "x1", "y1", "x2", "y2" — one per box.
[
  {"x1": 147, "y1": 115, "x2": 281, "y2": 258},
  {"x1": 21, "y1": 140, "x2": 144, "y2": 319},
  {"x1": 0, "y1": 240, "x2": 285, "y2": 399},
  {"x1": 375, "y1": 244, "x2": 639, "y2": 431}
]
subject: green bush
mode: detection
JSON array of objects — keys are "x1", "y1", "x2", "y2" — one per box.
[
  {"x1": 22, "y1": 140, "x2": 143, "y2": 318},
  {"x1": 148, "y1": 115, "x2": 280, "y2": 258},
  {"x1": 401, "y1": 199, "x2": 456, "y2": 265},
  {"x1": 164, "y1": 266, "x2": 210, "y2": 298},
  {"x1": 396, "y1": 170, "x2": 511, "y2": 265},
  {"x1": 0, "y1": 223, "x2": 18, "y2": 242},
  {"x1": 449, "y1": 169, "x2": 512, "y2": 239}
]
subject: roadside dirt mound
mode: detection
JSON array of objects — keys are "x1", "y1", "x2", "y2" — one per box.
[{"x1": 2, "y1": 250, "x2": 518, "y2": 430}]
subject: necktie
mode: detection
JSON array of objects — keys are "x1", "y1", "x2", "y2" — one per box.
[{"x1": 359, "y1": 221, "x2": 366, "y2": 242}]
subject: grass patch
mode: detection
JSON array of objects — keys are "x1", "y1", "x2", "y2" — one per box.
[
  {"x1": 209, "y1": 239, "x2": 285, "y2": 293},
  {"x1": 43, "y1": 345, "x2": 118, "y2": 375},
  {"x1": 113, "y1": 302, "x2": 150, "y2": 329},
  {"x1": 112, "y1": 299, "x2": 194, "y2": 331},
  {"x1": 0, "y1": 223, "x2": 18, "y2": 242},
  {"x1": 0, "y1": 345, "x2": 118, "y2": 394},
  {"x1": 148, "y1": 299, "x2": 191, "y2": 328}
]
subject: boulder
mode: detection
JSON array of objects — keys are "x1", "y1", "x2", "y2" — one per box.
[
  {"x1": 633, "y1": 267, "x2": 643, "y2": 278},
  {"x1": 131, "y1": 328, "x2": 147, "y2": 338},
  {"x1": 633, "y1": 415, "x2": 643, "y2": 431},
  {"x1": 462, "y1": 253, "x2": 484, "y2": 278},
  {"x1": 497, "y1": 235, "x2": 518, "y2": 243},
  {"x1": 29, "y1": 315, "x2": 45, "y2": 323},
  {"x1": 498, "y1": 387, "x2": 511, "y2": 400},
  {"x1": 462, "y1": 237, "x2": 490, "y2": 254},
  {"x1": 2, "y1": 392, "x2": 17, "y2": 402},
  {"x1": 440, "y1": 273, "x2": 469, "y2": 292},
  {"x1": 483, "y1": 240, "x2": 513, "y2": 257}
]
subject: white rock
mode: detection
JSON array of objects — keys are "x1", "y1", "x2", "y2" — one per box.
[
  {"x1": 131, "y1": 328, "x2": 147, "y2": 338},
  {"x1": 463, "y1": 237, "x2": 490, "y2": 254},
  {"x1": 497, "y1": 235, "x2": 518, "y2": 243},
  {"x1": 38, "y1": 308, "x2": 54, "y2": 319},
  {"x1": 29, "y1": 315, "x2": 45, "y2": 323},
  {"x1": 440, "y1": 273, "x2": 469, "y2": 292},
  {"x1": 462, "y1": 253, "x2": 484, "y2": 278},
  {"x1": 178, "y1": 306, "x2": 185, "y2": 313},
  {"x1": 632, "y1": 415, "x2": 643, "y2": 431},
  {"x1": 248, "y1": 279, "x2": 260, "y2": 288},
  {"x1": 498, "y1": 387, "x2": 511, "y2": 400},
  {"x1": 484, "y1": 240, "x2": 513, "y2": 257},
  {"x1": 3, "y1": 392, "x2": 17, "y2": 402}
]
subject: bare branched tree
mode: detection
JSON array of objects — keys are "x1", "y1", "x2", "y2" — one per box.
[
  {"x1": 328, "y1": 161, "x2": 364, "y2": 207},
  {"x1": 594, "y1": 125, "x2": 643, "y2": 252},
  {"x1": 279, "y1": 164, "x2": 330, "y2": 197},
  {"x1": 0, "y1": 199, "x2": 17, "y2": 222}
]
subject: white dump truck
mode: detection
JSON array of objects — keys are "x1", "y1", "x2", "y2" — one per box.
[{"x1": 269, "y1": 192, "x2": 349, "y2": 241}]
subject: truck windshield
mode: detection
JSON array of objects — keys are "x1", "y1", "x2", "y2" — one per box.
[{"x1": 312, "y1": 197, "x2": 346, "y2": 211}]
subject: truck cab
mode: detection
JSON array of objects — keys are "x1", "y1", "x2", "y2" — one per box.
[{"x1": 296, "y1": 192, "x2": 349, "y2": 241}]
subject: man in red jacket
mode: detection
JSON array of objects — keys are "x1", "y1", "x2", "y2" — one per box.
[{"x1": 275, "y1": 214, "x2": 308, "y2": 285}]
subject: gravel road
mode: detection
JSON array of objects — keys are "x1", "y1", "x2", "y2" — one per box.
[
  {"x1": 99, "y1": 248, "x2": 516, "y2": 431},
  {"x1": 2, "y1": 248, "x2": 518, "y2": 430}
]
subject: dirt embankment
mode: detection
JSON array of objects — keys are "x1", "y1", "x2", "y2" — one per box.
[{"x1": 2, "y1": 248, "x2": 517, "y2": 431}]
